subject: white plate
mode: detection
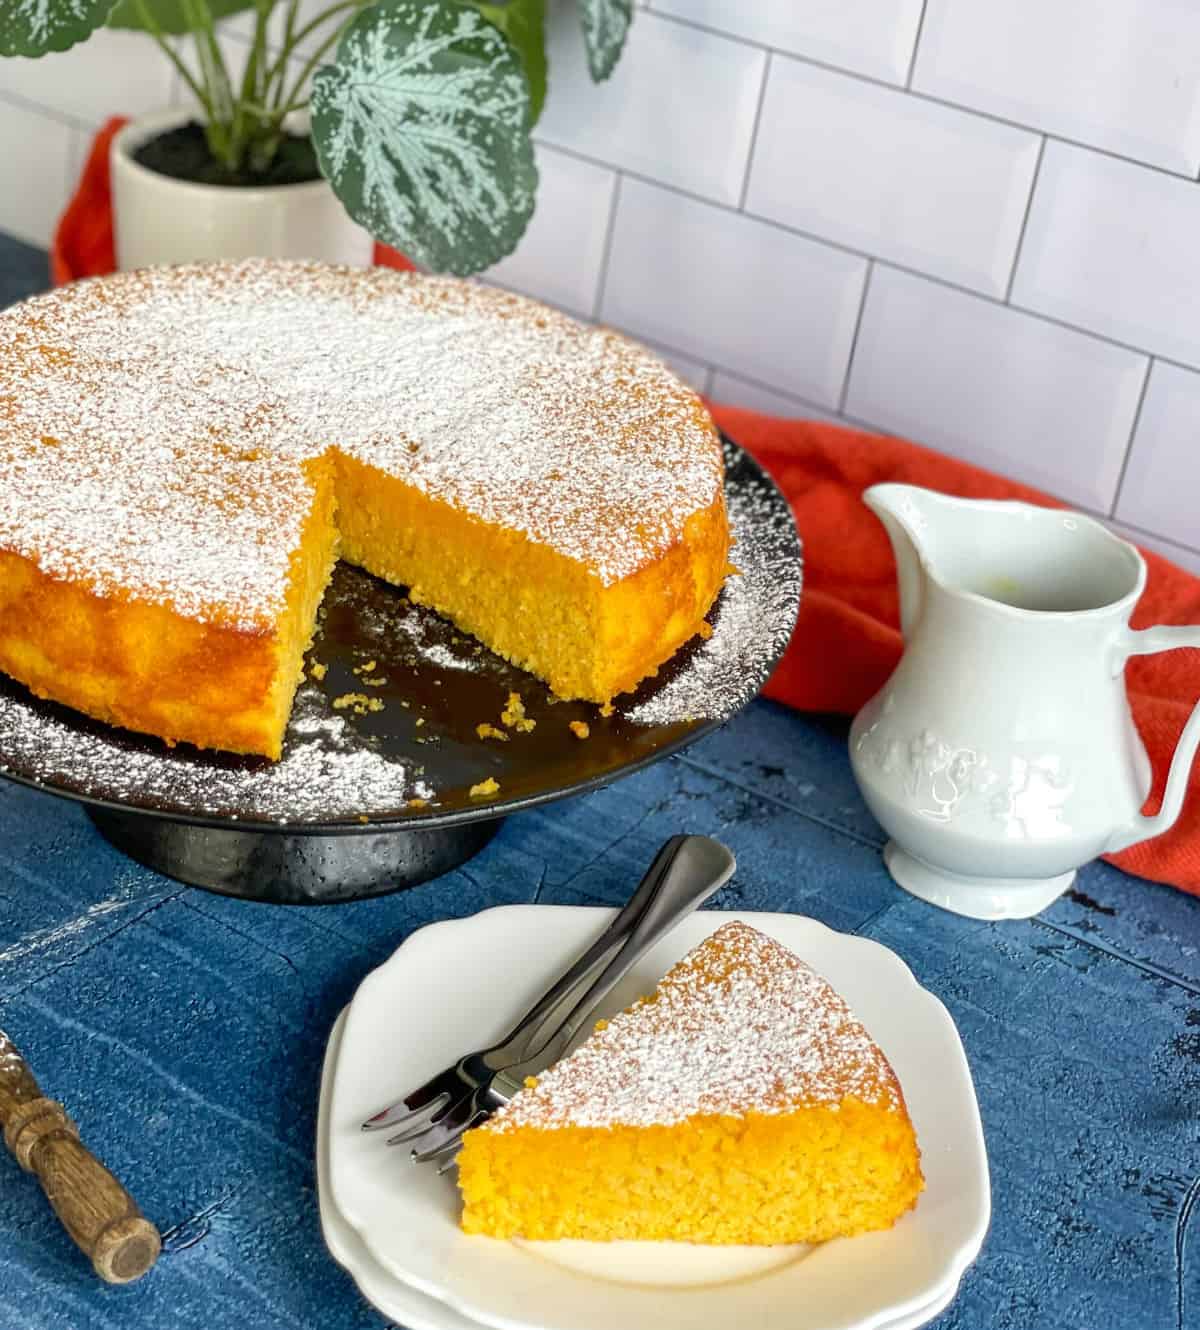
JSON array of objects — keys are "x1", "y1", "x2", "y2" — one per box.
[
  {"x1": 318, "y1": 1009, "x2": 966, "y2": 1330},
  {"x1": 327, "y1": 907, "x2": 990, "y2": 1330}
]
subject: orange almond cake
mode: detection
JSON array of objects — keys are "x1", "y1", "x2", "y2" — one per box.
[
  {"x1": 0, "y1": 262, "x2": 729, "y2": 759},
  {"x1": 458, "y1": 921, "x2": 924, "y2": 1244}
]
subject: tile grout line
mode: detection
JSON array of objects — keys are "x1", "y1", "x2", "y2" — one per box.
[
  {"x1": 0, "y1": 87, "x2": 97, "y2": 134},
  {"x1": 904, "y1": 0, "x2": 930, "y2": 89},
  {"x1": 591, "y1": 171, "x2": 624, "y2": 321},
  {"x1": 837, "y1": 261, "x2": 874, "y2": 413},
  {"x1": 1108, "y1": 356, "x2": 1155, "y2": 518},
  {"x1": 641, "y1": 7, "x2": 1197, "y2": 183},
  {"x1": 1003, "y1": 134, "x2": 1046, "y2": 303},
  {"x1": 536, "y1": 136, "x2": 1200, "y2": 377},
  {"x1": 1103, "y1": 512, "x2": 1200, "y2": 559},
  {"x1": 737, "y1": 48, "x2": 772, "y2": 211}
]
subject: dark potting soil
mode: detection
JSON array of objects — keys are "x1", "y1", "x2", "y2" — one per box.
[{"x1": 132, "y1": 121, "x2": 321, "y2": 188}]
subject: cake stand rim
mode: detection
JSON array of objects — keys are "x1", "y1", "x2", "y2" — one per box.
[{"x1": 0, "y1": 434, "x2": 801, "y2": 837}]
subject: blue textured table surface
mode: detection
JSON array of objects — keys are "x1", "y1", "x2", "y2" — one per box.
[{"x1": 0, "y1": 236, "x2": 1197, "y2": 1330}]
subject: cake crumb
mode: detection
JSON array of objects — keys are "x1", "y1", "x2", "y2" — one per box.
[
  {"x1": 416, "y1": 717, "x2": 425, "y2": 728},
  {"x1": 476, "y1": 723, "x2": 509, "y2": 742},
  {"x1": 363, "y1": 675, "x2": 387, "y2": 687},
  {"x1": 406, "y1": 797, "x2": 428, "y2": 809},
  {"x1": 501, "y1": 692, "x2": 536, "y2": 732},
  {"x1": 309, "y1": 661, "x2": 327, "y2": 681},
  {"x1": 356, "y1": 813, "x2": 369, "y2": 824},
  {"x1": 569, "y1": 721, "x2": 590, "y2": 740},
  {"x1": 469, "y1": 777, "x2": 500, "y2": 798},
  {"x1": 353, "y1": 659, "x2": 377, "y2": 675},
  {"x1": 332, "y1": 692, "x2": 369, "y2": 710},
  {"x1": 333, "y1": 692, "x2": 383, "y2": 717},
  {"x1": 698, "y1": 621, "x2": 714, "y2": 640},
  {"x1": 599, "y1": 701, "x2": 615, "y2": 718}
]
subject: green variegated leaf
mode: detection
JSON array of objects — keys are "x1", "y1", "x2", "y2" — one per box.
[
  {"x1": 311, "y1": 0, "x2": 537, "y2": 276},
  {"x1": 106, "y1": 0, "x2": 253, "y2": 34},
  {"x1": 578, "y1": 0, "x2": 629, "y2": 82},
  {"x1": 0, "y1": 0, "x2": 115, "y2": 55},
  {"x1": 475, "y1": 0, "x2": 545, "y2": 123}
]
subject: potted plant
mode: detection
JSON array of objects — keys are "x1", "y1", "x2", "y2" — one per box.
[{"x1": 0, "y1": 0, "x2": 632, "y2": 274}]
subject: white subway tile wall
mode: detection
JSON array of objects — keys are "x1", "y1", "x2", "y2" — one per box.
[
  {"x1": 642, "y1": 341, "x2": 712, "y2": 396},
  {"x1": 0, "y1": 28, "x2": 173, "y2": 129},
  {"x1": 1114, "y1": 362, "x2": 1200, "y2": 553},
  {"x1": 648, "y1": 0, "x2": 927, "y2": 85},
  {"x1": 0, "y1": 0, "x2": 1198, "y2": 566},
  {"x1": 0, "y1": 99, "x2": 75, "y2": 248},
  {"x1": 709, "y1": 371, "x2": 842, "y2": 424},
  {"x1": 844, "y1": 267, "x2": 1148, "y2": 510},
  {"x1": 1012, "y1": 142, "x2": 1200, "y2": 368},
  {"x1": 537, "y1": 10, "x2": 766, "y2": 206},
  {"x1": 601, "y1": 177, "x2": 867, "y2": 406},
  {"x1": 913, "y1": 0, "x2": 1200, "y2": 176},
  {"x1": 745, "y1": 56, "x2": 1040, "y2": 295},
  {"x1": 487, "y1": 145, "x2": 617, "y2": 318}
]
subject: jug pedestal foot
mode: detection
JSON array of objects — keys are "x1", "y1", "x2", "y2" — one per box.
[{"x1": 883, "y1": 842, "x2": 1075, "y2": 921}]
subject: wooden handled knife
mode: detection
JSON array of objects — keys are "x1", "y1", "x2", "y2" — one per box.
[{"x1": 0, "y1": 1028, "x2": 161, "y2": 1284}]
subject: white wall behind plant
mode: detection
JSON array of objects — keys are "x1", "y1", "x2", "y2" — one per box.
[{"x1": 1, "y1": 0, "x2": 1199, "y2": 572}]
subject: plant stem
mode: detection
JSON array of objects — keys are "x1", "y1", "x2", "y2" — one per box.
[
  {"x1": 285, "y1": 0, "x2": 362, "y2": 55},
  {"x1": 228, "y1": 0, "x2": 272, "y2": 167},
  {"x1": 132, "y1": 0, "x2": 213, "y2": 117},
  {"x1": 264, "y1": 1, "x2": 361, "y2": 109},
  {"x1": 181, "y1": 0, "x2": 237, "y2": 168},
  {"x1": 277, "y1": 25, "x2": 345, "y2": 119}
]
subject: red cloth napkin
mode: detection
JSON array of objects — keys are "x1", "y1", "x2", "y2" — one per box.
[{"x1": 50, "y1": 121, "x2": 1200, "y2": 897}]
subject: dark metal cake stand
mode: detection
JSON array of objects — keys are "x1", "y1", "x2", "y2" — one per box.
[{"x1": 0, "y1": 437, "x2": 801, "y2": 902}]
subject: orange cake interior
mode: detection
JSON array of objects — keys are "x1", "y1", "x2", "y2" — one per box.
[
  {"x1": 458, "y1": 921, "x2": 924, "y2": 1244},
  {"x1": 0, "y1": 262, "x2": 729, "y2": 759}
]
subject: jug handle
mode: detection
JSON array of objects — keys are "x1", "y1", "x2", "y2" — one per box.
[{"x1": 1106, "y1": 625, "x2": 1200, "y2": 854}]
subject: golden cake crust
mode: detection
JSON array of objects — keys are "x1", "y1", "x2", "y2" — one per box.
[{"x1": 0, "y1": 262, "x2": 729, "y2": 756}]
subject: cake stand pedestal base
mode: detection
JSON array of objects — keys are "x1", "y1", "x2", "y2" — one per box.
[{"x1": 86, "y1": 808, "x2": 501, "y2": 904}]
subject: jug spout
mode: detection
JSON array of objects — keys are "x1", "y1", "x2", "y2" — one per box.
[{"x1": 864, "y1": 484, "x2": 929, "y2": 638}]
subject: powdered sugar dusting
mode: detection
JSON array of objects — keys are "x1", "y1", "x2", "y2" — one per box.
[
  {"x1": 626, "y1": 438, "x2": 801, "y2": 725},
  {"x1": 488, "y1": 921, "x2": 901, "y2": 1132},
  {"x1": 0, "y1": 261, "x2": 723, "y2": 630},
  {"x1": 0, "y1": 683, "x2": 432, "y2": 822}
]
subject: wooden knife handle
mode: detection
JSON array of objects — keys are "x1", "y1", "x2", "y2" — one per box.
[{"x1": 4, "y1": 1098, "x2": 161, "y2": 1284}]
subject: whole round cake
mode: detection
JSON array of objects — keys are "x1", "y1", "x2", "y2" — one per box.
[{"x1": 0, "y1": 261, "x2": 729, "y2": 759}]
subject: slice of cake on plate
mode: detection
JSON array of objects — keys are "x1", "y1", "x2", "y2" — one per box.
[{"x1": 457, "y1": 920, "x2": 924, "y2": 1244}]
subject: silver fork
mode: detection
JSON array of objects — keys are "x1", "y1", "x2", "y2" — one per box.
[
  {"x1": 360, "y1": 835, "x2": 735, "y2": 1161},
  {"x1": 405, "y1": 833, "x2": 737, "y2": 1164}
]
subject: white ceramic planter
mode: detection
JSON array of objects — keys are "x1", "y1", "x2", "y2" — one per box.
[{"x1": 111, "y1": 109, "x2": 373, "y2": 270}]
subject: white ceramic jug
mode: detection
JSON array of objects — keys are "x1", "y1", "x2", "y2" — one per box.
[{"x1": 849, "y1": 484, "x2": 1200, "y2": 920}]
